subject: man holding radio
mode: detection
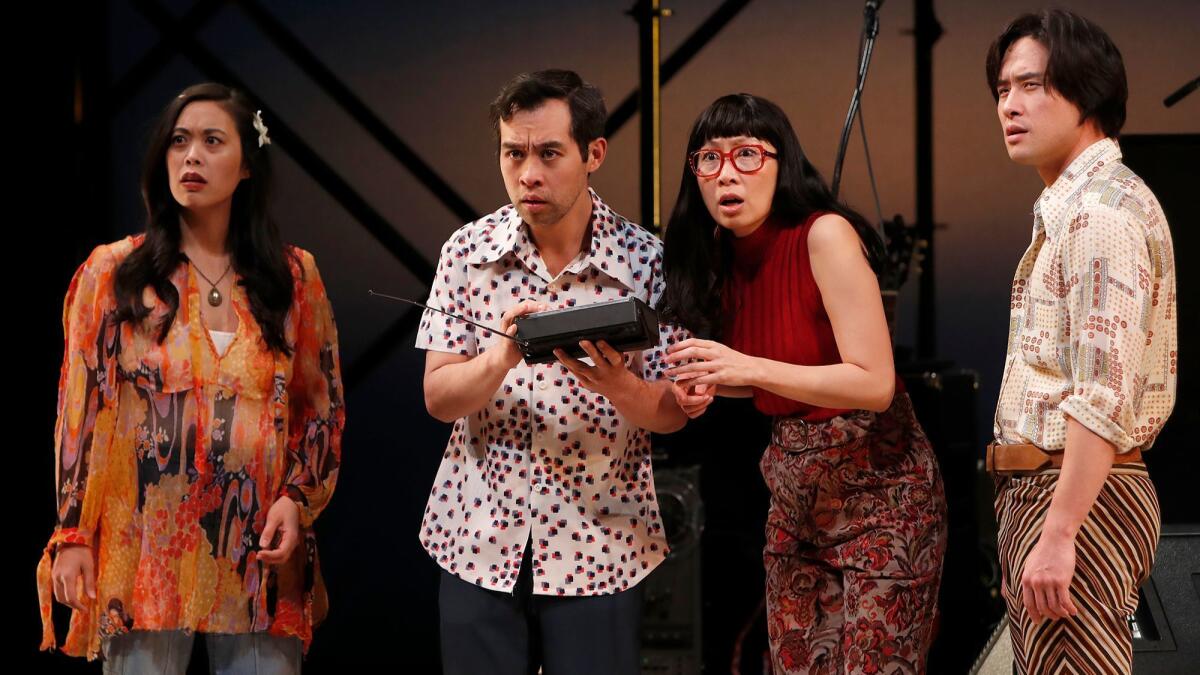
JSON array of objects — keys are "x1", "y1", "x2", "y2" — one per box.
[{"x1": 415, "y1": 69, "x2": 694, "y2": 675}]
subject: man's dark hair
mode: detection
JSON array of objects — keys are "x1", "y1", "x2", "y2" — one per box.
[
  {"x1": 985, "y1": 9, "x2": 1127, "y2": 137},
  {"x1": 489, "y1": 69, "x2": 606, "y2": 161}
]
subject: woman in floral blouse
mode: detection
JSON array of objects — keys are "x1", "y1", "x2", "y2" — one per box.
[{"x1": 39, "y1": 83, "x2": 344, "y2": 673}]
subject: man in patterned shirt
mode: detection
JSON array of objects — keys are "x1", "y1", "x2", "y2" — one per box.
[
  {"x1": 985, "y1": 9, "x2": 1177, "y2": 674},
  {"x1": 416, "y1": 69, "x2": 693, "y2": 674}
]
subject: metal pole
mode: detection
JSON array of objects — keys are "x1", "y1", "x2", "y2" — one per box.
[
  {"x1": 914, "y1": 0, "x2": 942, "y2": 359},
  {"x1": 632, "y1": 0, "x2": 670, "y2": 231}
]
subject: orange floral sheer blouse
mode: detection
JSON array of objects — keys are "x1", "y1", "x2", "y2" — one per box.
[{"x1": 37, "y1": 235, "x2": 344, "y2": 659}]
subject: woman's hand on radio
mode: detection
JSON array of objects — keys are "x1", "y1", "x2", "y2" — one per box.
[
  {"x1": 554, "y1": 340, "x2": 636, "y2": 399},
  {"x1": 664, "y1": 338, "x2": 761, "y2": 388},
  {"x1": 492, "y1": 301, "x2": 547, "y2": 370}
]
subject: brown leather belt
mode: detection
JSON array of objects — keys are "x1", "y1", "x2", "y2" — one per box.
[{"x1": 986, "y1": 442, "x2": 1143, "y2": 475}]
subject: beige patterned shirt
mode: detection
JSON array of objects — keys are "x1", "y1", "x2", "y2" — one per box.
[{"x1": 994, "y1": 138, "x2": 1177, "y2": 454}]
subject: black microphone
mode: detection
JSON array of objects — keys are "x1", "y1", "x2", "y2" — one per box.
[{"x1": 864, "y1": 0, "x2": 884, "y2": 38}]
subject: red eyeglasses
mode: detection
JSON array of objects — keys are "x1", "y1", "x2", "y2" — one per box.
[{"x1": 689, "y1": 144, "x2": 777, "y2": 177}]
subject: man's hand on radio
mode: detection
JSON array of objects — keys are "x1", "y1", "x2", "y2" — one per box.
[
  {"x1": 554, "y1": 340, "x2": 637, "y2": 399},
  {"x1": 672, "y1": 381, "x2": 714, "y2": 419},
  {"x1": 491, "y1": 300, "x2": 547, "y2": 370}
]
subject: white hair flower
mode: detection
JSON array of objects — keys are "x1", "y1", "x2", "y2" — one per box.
[{"x1": 253, "y1": 110, "x2": 272, "y2": 148}]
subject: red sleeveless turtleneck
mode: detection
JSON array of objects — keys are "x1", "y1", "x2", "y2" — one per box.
[{"x1": 724, "y1": 212, "x2": 851, "y2": 420}]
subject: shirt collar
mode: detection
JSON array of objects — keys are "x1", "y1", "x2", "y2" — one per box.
[
  {"x1": 466, "y1": 203, "x2": 524, "y2": 266},
  {"x1": 467, "y1": 188, "x2": 640, "y2": 291},
  {"x1": 1034, "y1": 137, "x2": 1121, "y2": 240}
]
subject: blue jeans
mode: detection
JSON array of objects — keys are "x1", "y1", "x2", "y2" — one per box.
[{"x1": 102, "y1": 630, "x2": 301, "y2": 675}]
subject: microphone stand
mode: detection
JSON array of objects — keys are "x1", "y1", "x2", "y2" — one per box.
[{"x1": 831, "y1": 0, "x2": 882, "y2": 200}]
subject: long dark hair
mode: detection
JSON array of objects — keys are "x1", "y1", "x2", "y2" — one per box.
[
  {"x1": 660, "y1": 94, "x2": 883, "y2": 337},
  {"x1": 113, "y1": 83, "x2": 296, "y2": 354}
]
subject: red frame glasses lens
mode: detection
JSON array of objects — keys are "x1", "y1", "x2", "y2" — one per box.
[{"x1": 689, "y1": 144, "x2": 777, "y2": 177}]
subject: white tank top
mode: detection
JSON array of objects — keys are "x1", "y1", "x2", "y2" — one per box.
[{"x1": 209, "y1": 329, "x2": 235, "y2": 356}]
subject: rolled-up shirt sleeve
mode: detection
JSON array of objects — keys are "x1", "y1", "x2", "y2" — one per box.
[{"x1": 1058, "y1": 204, "x2": 1154, "y2": 453}]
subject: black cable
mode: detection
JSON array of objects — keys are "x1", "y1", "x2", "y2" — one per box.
[{"x1": 857, "y1": 102, "x2": 885, "y2": 231}]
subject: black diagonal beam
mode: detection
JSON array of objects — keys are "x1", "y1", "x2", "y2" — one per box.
[
  {"x1": 111, "y1": 0, "x2": 473, "y2": 238},
  {"x1": 132, "y1": 0, "x2": 434, "y2": 285},
  {"x1": 344, "y1": 304, "x2": 422, "y2": 391},
  {"x1": 231, "y1": 0, "x2": 481, "y2": 390},
  {"x1": 109, "y1": 0, "x2": 229, "y2": 112},
  {"x1": 605, "y1": 0, "x2": 752, "y2": 138},
  {"x1": 233, "y1": 0, "x2": 478, "y2": 224}
]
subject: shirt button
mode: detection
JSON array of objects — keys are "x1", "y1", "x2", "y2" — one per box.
[{"x1": 538, "y1": 381, "x2": 548, "y2": 391}]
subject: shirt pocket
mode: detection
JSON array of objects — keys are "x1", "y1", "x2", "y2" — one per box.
[{"x1": 1017, "y1": 269, "x2": 1070, "y2": 376}]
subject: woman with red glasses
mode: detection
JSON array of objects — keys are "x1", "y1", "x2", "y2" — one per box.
[{"x1": 661, "y1": 94, "x2": 946, "y2": 674}]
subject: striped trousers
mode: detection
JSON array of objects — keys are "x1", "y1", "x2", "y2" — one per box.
[{"x1": 994, "y1": 467, "x2": 1160, "y2": 674}]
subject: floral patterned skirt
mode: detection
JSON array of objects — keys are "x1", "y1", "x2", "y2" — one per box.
[{"x1": 759, "y1": 394, "x2": 947, "y2": 674}]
